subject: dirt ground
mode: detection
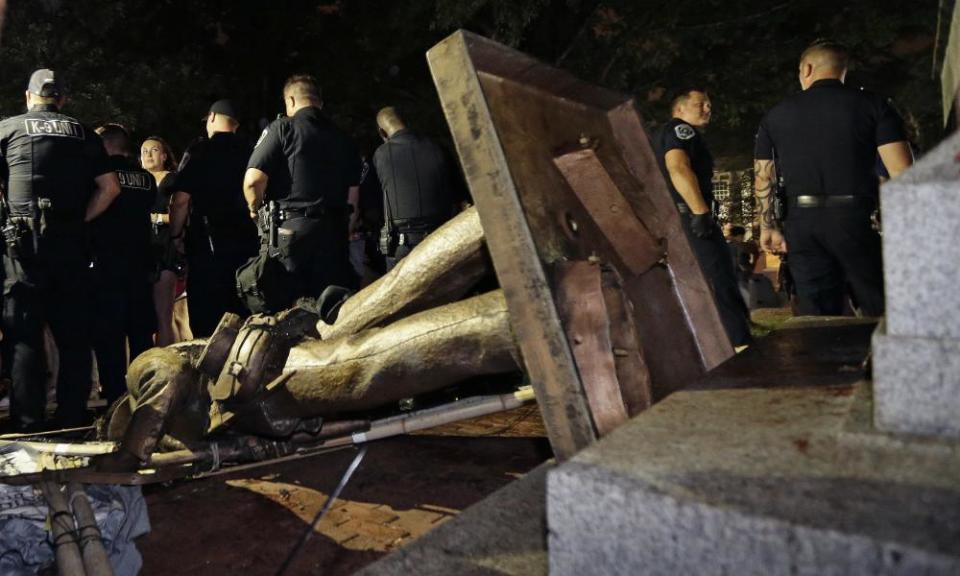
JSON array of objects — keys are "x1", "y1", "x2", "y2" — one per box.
[{"x1": 137, "y1": 405, "x2": 550, "y2": 575}]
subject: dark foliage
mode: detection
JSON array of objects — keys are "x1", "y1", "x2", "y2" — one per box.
[{"x1": 0, "y1": 0, "x2": 952, "y2": 162}]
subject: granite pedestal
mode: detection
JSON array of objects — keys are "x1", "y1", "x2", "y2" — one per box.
[
  {"x1": 874, "y1": 130, "x2": 960, "y2": 438},
  {"x1": 548, "y1": 320, "x2": 960, "y2": 575}
]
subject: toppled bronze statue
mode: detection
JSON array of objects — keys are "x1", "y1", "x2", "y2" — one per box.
[{"x1": 97, "y1": 207, "x2": 521, "y2": 470}]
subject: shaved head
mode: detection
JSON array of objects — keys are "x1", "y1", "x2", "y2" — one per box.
[
  {"x1": 283, "y1": 74, "x2": 322, "y2": 104},
  {"x1": 800, "y1": 41, "x2": 849, "y2": 73},
  {"x1": 798, "y1": 40, "x2": 848, "y2": 89},
  {"x1": 376, "y1": 106, "x2": 406, "y2": 139}
]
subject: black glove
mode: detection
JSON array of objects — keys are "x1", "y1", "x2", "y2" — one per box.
[{"x1": 690, "y1": 212, "x2": 716, "y2": 239}]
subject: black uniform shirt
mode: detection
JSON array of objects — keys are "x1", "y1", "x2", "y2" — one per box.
[
  {"x1": 247, "y1": 107, "x2": 361, "y2": 212},
  {"x1": 372, "y1": 129, "x2": 459, "y2": 226},
  {"x1": 91, "y1": 155, "x2": 155, "y2": 278},
  {"x1": 754, "y1": 79, "x2": 907, "y2": 198},
  {"x1": 172, "y1": 132, "x2": 257, "y2": 246},
  {"x1": 0, "y1": 104, "x2": 111, "y2": 220},
  {"x1": 653, "y1": 117, "x2": 715, "y2": 207}
]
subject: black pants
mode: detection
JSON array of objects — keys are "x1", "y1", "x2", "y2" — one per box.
[
  {"x1": 276, "y1": 216, "x2": 358, "y2": 298},
  {"x1": 187, "y1": 246, "x2": 256, "y2": 338},
  {"x1": 92, "y1": 265, "x2": 155, "y2": 406},
  {"x1": 783, "y1": 206, "x2": 883, "y2": 316},
  {"x1": 2, "y1": 236, "x2": 93, "y2": 429},
  {"x1": 680, "y1": 216, "x2": 753, "y2": 347}
]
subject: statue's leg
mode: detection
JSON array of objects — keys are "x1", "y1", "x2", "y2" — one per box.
[
  {"x1": 319, "y1": 206, "x2": 490, "y2": 340},
  {"x1": 282, "y1": 289, "x2": 519, "y2": 415}
]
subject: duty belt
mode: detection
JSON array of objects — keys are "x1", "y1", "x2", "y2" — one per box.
[
  {"x1": 398, "y1": 230, "x2": 429, "y2": 247},
  {"x1": 280, "y1": 205, "x2": 347, "y2": 222},
  {"x1": 789, "y1": 195, "x2": 876, "y2": 208}
]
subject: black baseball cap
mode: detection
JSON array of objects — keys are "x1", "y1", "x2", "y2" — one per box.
[
  {"x1": 203, "y1": 99, "x2": 238, "y2": 121},
  {"x1": 28, "y1": 69, "x2": 63, "y2": 98}
]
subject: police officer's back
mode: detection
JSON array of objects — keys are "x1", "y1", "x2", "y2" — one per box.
[
  {"x1": 90, "y1": 124, "x2": 156, "y2": 404},
  {"x1": 373, "y1": 106, "x2": 461, "y2": 270},
  {"x1": 244, "y1": 75, "x2": 361, "y2": 307},
  {"x1": 0, "y1": 69, "x2": 120, "y2": 430},
  {"x1": 168, "y1": 99, "x2": 258, "y2": 338},
  {"x1": 754, "y1": 41, "x2": 913, "y2": 316}
]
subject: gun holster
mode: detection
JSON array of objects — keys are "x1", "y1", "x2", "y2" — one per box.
[{"x1": 379, "y1": 224, "x2": 398, "y2": 257}]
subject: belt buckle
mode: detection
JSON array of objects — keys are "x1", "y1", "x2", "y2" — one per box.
[{"x1": 398, "y1": 233, "x2": 407, "y2": 246}]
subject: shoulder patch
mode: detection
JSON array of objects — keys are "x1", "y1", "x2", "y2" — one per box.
[
  {"x1": 674, "y1": 123, "x2": 695, "y2": 140},
  {"x1": 254, "y1": 127, "x2": 270, "y2": 148}
]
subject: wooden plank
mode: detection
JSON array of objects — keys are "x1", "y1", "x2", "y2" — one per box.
[
  {"x1": 427, "y1": 31, "x2": 598, "y2": 460},
  {"x1": 554, "y1": 261, "x2": 629, "y2": 437},
  {"x1": 553, "y1": 148, "x2": 663, "y2": 276}
]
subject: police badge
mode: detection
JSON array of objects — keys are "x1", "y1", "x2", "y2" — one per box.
[{"x1": 674, "y1": 123, "x2": 695, "y2": 140}]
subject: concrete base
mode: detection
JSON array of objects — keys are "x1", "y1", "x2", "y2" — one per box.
[
  {"x1": 548, "y1": 320, "x2": 960, "y2": 575},
  {"x1": 359, "y1": 463, "x2": 550, "y2": 576},
  {"x1": 873, "y1": 320, "x2": 960, "y2": 438}
]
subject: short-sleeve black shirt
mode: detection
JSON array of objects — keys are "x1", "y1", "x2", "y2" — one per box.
[
  {"x1": 0, "y1": 104, "x2": 111, "y2": 220},
  {"x1": 754, "y1": 79, "x2": 907, "y2": 198},
  {"x1": 246, "y1": 107, "x2": 361, "y2": 212},
  {"x1": 171, "y1": 132, "x2": 257, "y2": 245},
  {"x1": 653, "y1": 117, "x2": 715, "y2": 207},
  {"x1": 372, "y1": 130, "x2": 459, "y2": 226},
  {"x1": 91, "y1": 155, "x2": 155, "y2": 277}
]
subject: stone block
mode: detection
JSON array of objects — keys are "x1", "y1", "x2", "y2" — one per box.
[
  {"x1": 873, "y1": 322, "x2": 960, "y2": 438},
  {"x1": 547, "y1": 322, "x2": 960, "y2": 575},
  {"x1": 881, "y1": 130, "x2": 960, "y2": 340}
]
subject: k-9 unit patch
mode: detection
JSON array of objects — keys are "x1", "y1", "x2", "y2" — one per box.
[
  {"x1": 674, "y1": 123, "x2": 695, "y2": 140},
  {"x1": 24, "y1": 118, "x2": 84, "y2": 139}
]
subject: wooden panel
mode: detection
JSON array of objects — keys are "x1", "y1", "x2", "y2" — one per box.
[{"x1": 427, "y1": 30, "x2": 734, "y2": 459}]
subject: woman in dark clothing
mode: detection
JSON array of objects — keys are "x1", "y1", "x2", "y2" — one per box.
[{"x1": 140, "y1": 136, "x2": 185, "y2": 345}]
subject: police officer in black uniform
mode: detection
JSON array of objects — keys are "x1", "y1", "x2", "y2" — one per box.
[
  {"x1": 0, "y1": 69, "x2": 120, "y2": 430},
  {"x1": 243, "y1": 74, "x2": 361, "y2": 309},
  {"x1": 653, "y1": 87, "x2": 752, "y2": 347},
  {"x1": 168, "y1": 99, "x2": 259, "y2": 337},
  {"x1": 90, "y1": 124, "x2": 156, "y2": 406},
  {"x1": 373, "y1": 106, "x2": 462, "y2": 270},
  {"x1": 754, "y1": 41, "x2": 913, "y2": 316}
]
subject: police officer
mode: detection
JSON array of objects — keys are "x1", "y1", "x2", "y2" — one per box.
[
  {"x1": 168, "y1": 99, "x2": 259, "y2": 337},
  {"x1": 373, "y1": 106, "x2": 462, "y2": 270},
  {"x1": 0, "y1": 69, "x2": 120, "y2": 430},
  {"x1": 90, "y1": 124, "x2": 156, "y2": 406},
  {"x1": 754, "y1": 40, "x2": 913, "y2": 316},
  {"x1": 653, "y1": 87, "x2": 752, "y2": 347},
  {"x1": 243, "y1": 74, "x2": 361, "y2": 308}
]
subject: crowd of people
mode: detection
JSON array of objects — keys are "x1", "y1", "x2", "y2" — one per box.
[
  {"x1": 0, "y1": 71, "x2": 461, "y2": 432},
  {"x1": 0, "y1": 38, "x2": 916, "y2": 432}
]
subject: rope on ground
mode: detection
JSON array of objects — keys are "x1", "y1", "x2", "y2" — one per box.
[{"x1": 274, "y1": 445, "x2": 368, "y2": 576}]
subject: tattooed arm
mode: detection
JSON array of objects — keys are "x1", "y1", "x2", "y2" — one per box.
[{"x1": 754, "y1": 158, "x2": 787, "y2": 254}]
